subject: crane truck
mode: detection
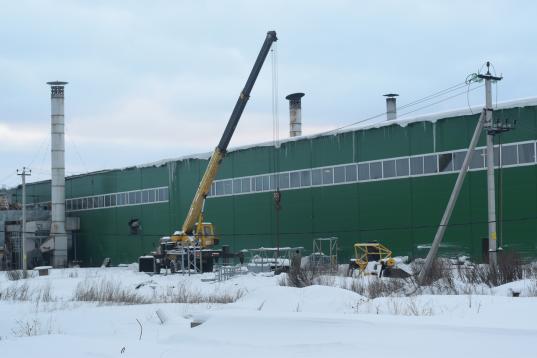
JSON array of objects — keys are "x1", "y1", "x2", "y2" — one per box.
[{"x1": 139, "y1": 31, "x2": 278, "y2": 274}]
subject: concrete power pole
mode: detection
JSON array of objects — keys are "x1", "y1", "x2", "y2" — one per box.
[
  {"x1": 17, "y1": 167, "x2": 31, "y2": 270},
  {"x1": 418, "y1": 110, "x2": 486, "y2": 284},
  {"x1": 478, "y1": 62, "x2": 502, "y2": 267}
]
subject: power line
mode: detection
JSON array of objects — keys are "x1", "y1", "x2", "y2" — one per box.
[
  {"x1": 321, "y1": 81, "x2": 483, "y2": 135},
  {"x1": 397, "y1": 84, "x2": 485, "y2": 118}
]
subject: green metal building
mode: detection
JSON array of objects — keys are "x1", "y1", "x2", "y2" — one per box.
[{"x1": 8, "y1": 98, "x2": 537, "y2": 265}]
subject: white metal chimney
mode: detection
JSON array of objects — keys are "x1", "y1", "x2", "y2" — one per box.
[
  {"x1": 47, "y1": 81, "x2": 68, "y2": 267},
  {"x1": 285, "y1": 93, "x2": 305, "y2": 137},
  {"x1": 384, "y1": 93, "x2": 398, "y2": 121}
]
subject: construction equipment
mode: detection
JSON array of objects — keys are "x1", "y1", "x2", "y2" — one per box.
[
  {"x1": 348, "y1": 242, "x2": 411, "y2": 278},
  {"x1": 139, "y1": 31, "x2": 278, "y2": 274}
]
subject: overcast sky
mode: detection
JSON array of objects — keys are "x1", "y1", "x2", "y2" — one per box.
[{"x1": 1, "y1": 0, "x2": 536, "y2": 186}]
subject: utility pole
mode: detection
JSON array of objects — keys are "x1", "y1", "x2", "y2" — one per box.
[
  {"x1": 17, "y1": 167, "x2": 31, "y2": 270},
  {"x1": 418, "y1": 110, "x2": 486, "y2": 284},
  {"x1": 478, "y1": 62, "x2": 502, "y2": 267}
]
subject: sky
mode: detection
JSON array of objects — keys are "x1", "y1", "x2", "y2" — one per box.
[{"x1": 1, "y1": 0, "x2": 537, "y2": 187}]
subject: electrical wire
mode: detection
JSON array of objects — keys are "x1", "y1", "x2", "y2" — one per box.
[
  {"x1": 320, "y1": 81, "x2": 484, "y2": 136},
  {"x1": 0, "y1": 171, "x2": 17, "y2": 185},
  {"x1": 397, "y1": 84, "x2": 485, "y2": 118},
  {"x1": 68, "y1": 136, "x2": 89, "y2": 174},
  {"x1": 397, "y1": 81, "x2": 468, "y2": 111},
  {"x1": 26, "y1": 136, "x2": 49, "y2": 169}
]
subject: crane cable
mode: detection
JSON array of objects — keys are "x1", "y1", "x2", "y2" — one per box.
[{"x1": 271, "y1": 42, "x2": 282, "y2": 257}]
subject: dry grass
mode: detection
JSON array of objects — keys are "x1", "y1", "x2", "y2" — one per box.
[
  {"x1": 6, "y1": 270, "x2": 32, "y2": 281},
  {"x1": 356, "y1": 297, "x2": 434, "y2": 316},
  {"x1": 0, "y1": 282, "x2": 31, "y2": 301},
  {"x1": 10, "y1": 317, "x2": 61, "y2": 337},
  {"x1": 73, "y1": 279, "x2": 244, "y2": 305},
  {"x1": 160, "y1": 283, "x2": 244, "y2": 304},
  {"x1": 74, "y1": 279, "x2": 150, "y2": 305}
]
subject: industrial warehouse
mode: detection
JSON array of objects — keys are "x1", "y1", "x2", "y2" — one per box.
[
  {"x1": 2, "y1": 3, "x2": 537, "y2": 354},
  {"x1": 1, "y1": 83, "x2": 536, "y2": 269}
]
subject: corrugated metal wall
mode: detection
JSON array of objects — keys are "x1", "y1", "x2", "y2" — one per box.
[{"x1": 7, "y1": 105, "x2": 537, "y2": 265}]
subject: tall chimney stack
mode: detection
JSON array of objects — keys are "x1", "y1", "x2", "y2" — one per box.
[
  {"x1": 384, "y1": 93, "x2": 398, "y2": 121},
  {"x1": 285, "y1": 92, "x2": 305, "y2": 137},
  {"x1": 47, "y1": 81, "x2": 68, "y2": 267}
]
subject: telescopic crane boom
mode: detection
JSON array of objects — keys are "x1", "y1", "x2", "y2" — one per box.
[
  {"x1": 139, "y1": 31, "x2": 278, "y2": 274},
  {"x1": 177, "y1": 30, "x2": 278, "y2": 246}
]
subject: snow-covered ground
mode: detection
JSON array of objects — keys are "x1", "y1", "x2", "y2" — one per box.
[{"x1": 0, "y1": 266, "x2": 535, "y2": 357}]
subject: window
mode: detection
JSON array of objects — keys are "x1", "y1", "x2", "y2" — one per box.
[
  {"x1": 269, "y1": 174, "x2": 276, "y2": 190},
  {"x1": 396, "y1": 158, "x2": 409, "y2": 177},
  {"x1": 223, "y1": 180, "x2": 232, "y2": 195},
  {"x1": 278, "y1": 173, "x2": 290, "y2": 189},
  {"x1": 255, "y1": 176, "x2": 263, "y2": 192},
  {"x1": 453, "y1": 151, "x2": 466, "y2": 170},
  {"x1": 345, "y1": 164, "x2": 357, "y2": 182},
  {"x1": 160, "y1": 187, "x2": 169, "y2": 201},
  {"x1": 322, "y1": 168, "x2": 333, "y2": 184},
  {"x1": 104, "y1": 195, "x2": 111, "y2": 207},
  {"x1": 290, "y1": 172, "x2": 300, "y2": 188},
  {"x1": 98, "y1": 196, "x2": 104, "y2": 208},
  {"x1": 111, "y1": 194, "x2": 117, "y2": 206},
  {"x1": 311, "y1": 169, "x2": 322, "y2": 185},
  {"x1": 233, "y1": 179, "x2": 241, "y2": 194},
  {"x1": 300, "y1": 170, "x2": 311, "y2": 187},
  {"x1": 209, "y1": 183, "x2": 215, "y2": 197},
  {"x1": 142, "y1": 190, "x2": 149, "y2": 203},
  {"x1": 215, "y1": 182, "x2": 224, "y2": 196},
  {"x1": 518, "y1": 143, "x2": 535, "y2": 164},
  {"x1": 87, "y1": 197, "x2": 94, "y2": 209},
  {"x1": 494, "y1": 146, "x2": 500, "y2": 167},
  {"x1": 241, "y1": 178, "x2": 251, "y2": 193},
  {"x1": 148, "y1": 189, "x2": 155, "y2": 202},
  {"x1": 370, "y1": 162, "x2": 382, "y2": 179},
  {"x1": 262, "y1": 175, "x2": 270, "y2": 191},
  {"x1": 470, "y1": 149, "x2": 484, "y2": 169},
  {"x1": 117, "y1": 193, "x2": 125, "y2": 205},
  {"x1": 358, "y1": 163, "x2": 369, "y2": 181},
  {"x1": 438, "y1": 153, "x2": 453, "y2": 172},
  {"x1": 66, "y1": 200, "x2": 72, "y2": 211},
  {"x1": 334, "y1": 166, "x2": 345, "y2": 183},
  {"x1": 382, "y1": 160, "x2": 396, "y2": 178},
  {"x1": 423, "y1": 155, "x2": 438, "y2": 174},
  {"x1": 501, "y1": 145, "x2": 517, "y2": 166},
  {"x1": 128, "y1": 192, "x2": 136, "y2": 204},
  {"x1": 410, "y1": 156, "x2": 423, "y2": 175},
  {"x1": 136, "y1": 191, "x2": 143, "y2": 204},
  {"x1": 82, "y1": 198, "x2": 87, "y2": 210}
]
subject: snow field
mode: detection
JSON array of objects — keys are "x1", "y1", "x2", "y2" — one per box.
[{"x1": 0, "y1": 266, "x2": 535, "y2": 357}]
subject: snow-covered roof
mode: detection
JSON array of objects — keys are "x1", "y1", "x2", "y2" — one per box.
[
  {"x1": 133, "y1": 96, "x2": 537, "y2": 170},
  {"x1": 24, "y1": 95, "x2": 537, "y2": 183}
]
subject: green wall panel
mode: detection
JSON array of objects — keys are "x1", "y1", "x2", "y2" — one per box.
[{"x1": 10, "y1": 103, "x2": 537, "y2": 265}]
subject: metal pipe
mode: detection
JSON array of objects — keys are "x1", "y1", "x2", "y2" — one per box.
[
  {"x1": 418, "y1": 110, "x2": 486, "y2": 284},
  {"x1": 47, "y1": 81, "x2": 68, "y2": 267},
  {"x1": 384, "y1": 93, "x2": 398, "y2": 120},
  {"x1": 286, "y1": 93, "x2": 305, "y2": 137}
]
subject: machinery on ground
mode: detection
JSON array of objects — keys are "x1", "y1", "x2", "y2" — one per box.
[
  {"x1": 348, "y1": 242, "x2": 411, "y2": 278},
  {"x1": 139, "y1": 31, "x2": 278, "y2": 274}
]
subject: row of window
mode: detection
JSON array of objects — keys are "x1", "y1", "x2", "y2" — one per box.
[
  {"x1": 66, "y1": 187, "x2": 169, "y2": 212},
  {"x1": 208, "y1": 141, "x2": 537, "y2": 197}
]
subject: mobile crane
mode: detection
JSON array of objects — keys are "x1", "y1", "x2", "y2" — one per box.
[{"x1": 139, "y1": 31, "x2": 278, "y2": 274}]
